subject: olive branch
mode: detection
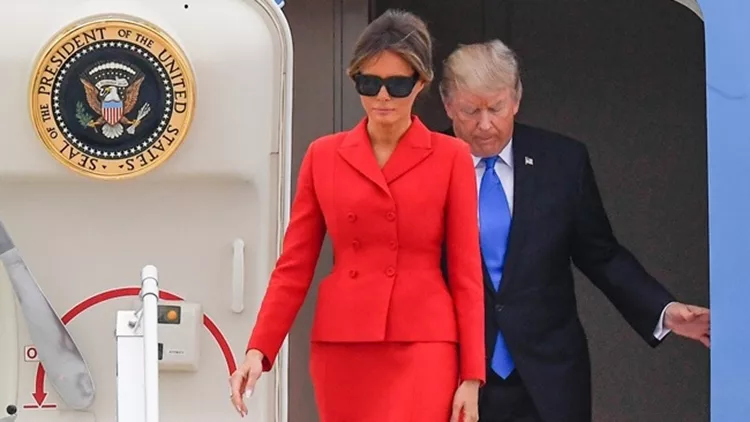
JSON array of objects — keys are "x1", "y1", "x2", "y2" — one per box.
[{"x1": 75, "y1": 101, "x2": 93, "y2": 128}]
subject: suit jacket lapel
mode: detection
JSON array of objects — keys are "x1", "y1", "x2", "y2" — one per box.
[
  {"x1": 338, "y1": 119, "x2": 391, "y2": 196},
  {"x1": 381, "y1": 117, "x2": 433, "y2": 183},
  {"x1": 498, "y1": 125, "x2": 537, "y2": 298},
  {"x1": 338, "y1": 117, "x2": 434, "y2": 195},
  {"x1": 481, "y1": 256, "x2": 497, "y2": 296}
]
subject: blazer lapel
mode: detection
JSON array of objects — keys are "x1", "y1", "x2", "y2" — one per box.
[
  {"x1": 338, "y1": 119, "x2": 390, "y2": 195},
  {"x1": 498, "y1": 126, "x2": 537, "y2": 298},
  {"x1": 481, "y1": 256, "x2": 498, "y2": 296},
  {"x1": 338, "y1": 117, "x2": 434, "y2": 194},
  {"x1": 381, "y1": 116, "x2": 433, "y2": 184}
]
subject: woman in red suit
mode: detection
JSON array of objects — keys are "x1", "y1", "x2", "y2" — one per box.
[{"x1": 229, "y1": 9, "x2": 485, "y2": 422}]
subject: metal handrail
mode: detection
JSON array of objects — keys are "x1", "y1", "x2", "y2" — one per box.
[
  {"x1": 140, "y1": 266, "x2": 160, "y2": 422},
  {"x1": 116, "y1": 265, "x2": 160, "y2": 422}
]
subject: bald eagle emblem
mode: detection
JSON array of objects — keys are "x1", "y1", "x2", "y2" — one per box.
[{"x1": 75, "y1": 61, "x2": 152, "y2": 139}]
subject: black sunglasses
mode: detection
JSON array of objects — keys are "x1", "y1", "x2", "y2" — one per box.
[{"x1": 353, "y1": 73, "x2": 419, "y2": 98}]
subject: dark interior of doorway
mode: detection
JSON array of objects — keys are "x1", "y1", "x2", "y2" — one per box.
[{"x1": 369, "y1": 1, "x2": 709, "y2": 421}]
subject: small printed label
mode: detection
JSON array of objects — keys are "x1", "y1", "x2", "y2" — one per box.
[{"x1": 24, "y1": 345, "x2": 39, "y2": 362}]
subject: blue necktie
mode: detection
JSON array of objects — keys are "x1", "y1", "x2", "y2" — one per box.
[{"x1": 478, "y1": 156, "x2": 515, "y2": 378}]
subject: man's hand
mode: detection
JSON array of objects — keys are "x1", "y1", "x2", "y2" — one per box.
[{"x1": 664, "y1": 303, "x2": 710, "y2": 347}]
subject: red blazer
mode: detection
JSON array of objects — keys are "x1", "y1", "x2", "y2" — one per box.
[{"x1": 247, "y1": 116, "x2": 485, "y2": 382}]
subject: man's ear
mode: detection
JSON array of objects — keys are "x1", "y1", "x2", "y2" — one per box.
[
  {"x1": 442, "y1": 96, "x2": 455, "y2": 120},
  {"x1": 511, "y1": 97, "x2": 521, "y2": 117}
]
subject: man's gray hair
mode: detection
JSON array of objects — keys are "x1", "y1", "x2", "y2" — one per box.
[{"x1": 439, "y1": 39, "x2": 523, "y2": 102}]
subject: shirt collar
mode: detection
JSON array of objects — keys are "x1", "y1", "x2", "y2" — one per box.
[{"x1": 471, "y1": 138, "x2": 514, "y2": 169}]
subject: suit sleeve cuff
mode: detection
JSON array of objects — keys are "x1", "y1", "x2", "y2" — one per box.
[
  {"x1": 246, "y1": 342, "x2": 275, "y2": 372},
  {"x1": 653, "y1": 301, "x2": 677, "y2": 340},
  {"x1": 460, "y1": 365, "x2": 486, "y2": 387}
]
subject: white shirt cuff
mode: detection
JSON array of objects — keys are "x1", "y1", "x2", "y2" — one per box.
[{"x1": 653, "y1": 301, "x2": 677, "y2": 340}]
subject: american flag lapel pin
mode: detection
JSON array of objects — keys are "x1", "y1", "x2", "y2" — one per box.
[{"x1": 525, "y1": 156, "x2": 534, "y2": 166}]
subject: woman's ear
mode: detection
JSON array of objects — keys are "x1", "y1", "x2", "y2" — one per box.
[{"x1": 413, "y1": 80, "x2": 425, "y2": 96}]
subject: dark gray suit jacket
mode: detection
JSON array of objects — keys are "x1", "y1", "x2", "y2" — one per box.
[{"x1": 442, "y1": 122, "x2": 675, "y2": 422}]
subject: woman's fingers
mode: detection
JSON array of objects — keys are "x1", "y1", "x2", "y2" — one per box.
[{"x1": 229, "y1": 368, "x2": 250, "y2": 417}]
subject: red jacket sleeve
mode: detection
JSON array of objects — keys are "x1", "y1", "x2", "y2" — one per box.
[
  {"x1": 445, "y1": 143, "x2": 486, "y2": 384},
  {"x1": 246, "y1": 141, "x2": 326, "y2": 371}
]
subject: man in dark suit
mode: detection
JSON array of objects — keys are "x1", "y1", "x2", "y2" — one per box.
[{"x1": 438, "y1": 40, "x2": 710, "y2": 422}]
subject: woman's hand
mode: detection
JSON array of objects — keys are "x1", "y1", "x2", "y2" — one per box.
[
  {"x1": 450, "y1": 379, "x2": 480, "y2": 422},
  {"x1": 228, "y1": 349, "x2": 264, "y2": 417}
]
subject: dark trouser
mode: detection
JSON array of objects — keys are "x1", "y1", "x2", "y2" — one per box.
[{"x1": 479, "y1": 370, "x2": 542, "y2": 422}]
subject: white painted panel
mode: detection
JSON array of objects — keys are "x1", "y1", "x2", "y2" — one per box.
[{"x1": 0, "y1": 0, "x2": 293, "y2": 421}]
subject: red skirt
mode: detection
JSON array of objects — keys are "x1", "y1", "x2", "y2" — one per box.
[{"x1": 309, "y1": 341, "x2": 459, "y2": 422}]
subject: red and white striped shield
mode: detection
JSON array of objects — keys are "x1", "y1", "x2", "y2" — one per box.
[{"x1": 102, "y1": 100, "x2": 123, "y2": 125}]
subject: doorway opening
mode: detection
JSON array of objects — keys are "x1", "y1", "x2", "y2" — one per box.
[{"x1": 366, "y1": 1, "x2": 709, "y2": 421}]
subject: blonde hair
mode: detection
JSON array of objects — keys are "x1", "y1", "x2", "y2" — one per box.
[
  {"x1": 439, "y1": 39, "x2": 522, "y2": 102},
  {"x1": 347, "y1": 9, "x2": 434, "y2": 89}
]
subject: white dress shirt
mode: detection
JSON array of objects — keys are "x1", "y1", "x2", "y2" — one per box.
[{"x1": 472, "y1": 139, "x2": 673, "y2": 340}]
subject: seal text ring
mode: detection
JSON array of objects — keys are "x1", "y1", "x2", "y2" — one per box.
[{"x1": 29, "y1": 15, "x2": 196, "y2": 180}]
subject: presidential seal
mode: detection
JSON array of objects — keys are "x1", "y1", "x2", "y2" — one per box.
[{"x1": 29, "y1": 15, "x2": 195, "y2": 179}]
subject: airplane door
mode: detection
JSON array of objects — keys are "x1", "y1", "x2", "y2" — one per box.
[{"x1": 0, "y1": 1, "x2": 293, "y2": 421}]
